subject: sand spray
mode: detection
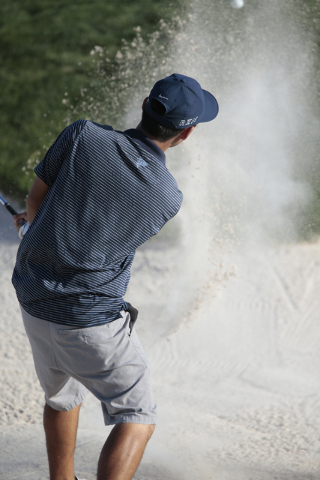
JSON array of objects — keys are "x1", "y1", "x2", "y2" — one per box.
[{"x1": 69, "y1": 1, "x2": 319, "y2": 476}]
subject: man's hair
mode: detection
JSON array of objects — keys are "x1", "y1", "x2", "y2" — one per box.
[{"x1": 141, "y1": 99, "x2": 182, "y2": 142}]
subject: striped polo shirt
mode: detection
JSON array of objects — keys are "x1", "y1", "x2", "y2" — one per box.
[{"x1": 12, "y1": 120, "x2": 183, "y2": 327}]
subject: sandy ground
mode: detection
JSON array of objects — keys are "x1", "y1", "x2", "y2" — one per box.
[{"x1": 0, "y1": 198, "x2": 320, "y2": 480}]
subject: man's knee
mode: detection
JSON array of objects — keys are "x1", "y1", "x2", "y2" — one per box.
[
  {"x1": 147, "y1": 423, "x2": 156, "y2": 440},
  {"x1": 140, "y1": 423, "x2": 155, "y2": 442}
]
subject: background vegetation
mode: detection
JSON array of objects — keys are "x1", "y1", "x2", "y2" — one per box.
[
  {"x1": 1, "y1": 0, "x2": 320, "y2": 239},
  {"x1": 0, "y1": 0, "x2": 188, "y2": 200}
]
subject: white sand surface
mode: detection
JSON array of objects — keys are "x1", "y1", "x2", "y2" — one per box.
[{"x1": 0, "y1": 198, "x2": 319, "y2": 479}]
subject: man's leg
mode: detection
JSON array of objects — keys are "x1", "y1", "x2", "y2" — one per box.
[
  {"x1": 97, "y1": 423, "x2": 155, "y2": 480},
  {"x1": 43, "y1": 403, "x2": 81, "y2": 480}
]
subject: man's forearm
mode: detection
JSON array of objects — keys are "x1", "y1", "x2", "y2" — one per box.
[
  {"x1": 26, "y1": 176, "x2": 50, "y2": 225},
  {"x1": 26, "y1": 201, "x2": 40, "y2": 225}
]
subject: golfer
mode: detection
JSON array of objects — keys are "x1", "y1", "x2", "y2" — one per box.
[{"x1": 12, "y1": 73, "x2": 218, "y2": 480}]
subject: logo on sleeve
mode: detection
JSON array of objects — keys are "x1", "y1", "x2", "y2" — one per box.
[{"x1": 136, "y1": 157, "x2": 148, "y2": 168}]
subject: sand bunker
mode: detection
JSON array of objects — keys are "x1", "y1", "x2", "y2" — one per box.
[{"x1": 0, "y1": 198, "x2": 319, "y2": 479}]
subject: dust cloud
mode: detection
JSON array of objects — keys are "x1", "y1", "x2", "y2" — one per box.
[{"x1": 101, "y1": 0, "x2": 316, "y2": 332}]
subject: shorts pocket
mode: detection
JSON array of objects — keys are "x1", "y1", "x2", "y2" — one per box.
[
  {"x1": 128, "y1": 328, "x2": 148, "y2": 368},
  {"x1": 57, "y1": 318, "x2": 121, "y2": 339}
]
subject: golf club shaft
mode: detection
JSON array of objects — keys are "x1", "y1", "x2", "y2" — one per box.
[{"x1": 0, "y1": 194, "x2": 18, "y2": 216}]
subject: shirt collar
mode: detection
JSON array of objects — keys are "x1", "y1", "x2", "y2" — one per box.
[{"x1": 124, "y1": 129, "x2": 166, "y2": 166}]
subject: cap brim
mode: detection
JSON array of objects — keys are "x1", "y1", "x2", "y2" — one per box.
[{"x1": 198, "y1": 90, "x2": 219, "y2": 123}]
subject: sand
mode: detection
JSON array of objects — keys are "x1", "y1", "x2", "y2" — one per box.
[{"x1": 0, "y1": 198, "x2": 319, "y2": 480}]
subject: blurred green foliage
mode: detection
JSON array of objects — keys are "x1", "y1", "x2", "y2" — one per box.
[
  {"x1": 0, "y1": 0, "x2": 186, "y2": 200},
  {"x1": 2, "y1": 0, "x2": 320, "y2": 241}
]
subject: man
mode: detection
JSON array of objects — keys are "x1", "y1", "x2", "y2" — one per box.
[{"x1": 12, "y1": 73, "x2": 218, "y2": 480}]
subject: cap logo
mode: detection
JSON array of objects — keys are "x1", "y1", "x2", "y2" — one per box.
[
  {"x1": 159, "y1": 94, "x2": 169, "y2": 100},
  {"x1": 178, "y1": 116, "x2": 199, "y2": 127}
]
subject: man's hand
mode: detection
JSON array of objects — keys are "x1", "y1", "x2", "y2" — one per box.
[{"x1": 13, "y1": 212, "x2": 28, "y2": 233}]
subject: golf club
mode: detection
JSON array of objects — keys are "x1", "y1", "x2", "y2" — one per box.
[{"x1": 0, "y1": 194, "x2": 18, "y2": 216}]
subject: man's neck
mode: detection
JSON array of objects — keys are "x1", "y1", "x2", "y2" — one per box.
[{"x1": 135, "y1": 122, "x2": 175, "y2": 153}]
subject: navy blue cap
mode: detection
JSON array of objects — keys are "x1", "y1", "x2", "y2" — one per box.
[{"x1": 144, "y1": 73, "x2": 219, "y2": 129}]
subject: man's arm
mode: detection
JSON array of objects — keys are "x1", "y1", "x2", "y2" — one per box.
[
  {"x1": 27, "y1": 176, "x2": 50, "y2": 224},
  {"x1": 13, "y1": 176, "x2": 50, "y2": 232},
  {"x1": 13, "y1": 120, "x2": 87, "y2": 234}
]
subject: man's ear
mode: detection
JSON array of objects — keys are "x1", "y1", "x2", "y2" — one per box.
[
  {"x1": 179, "y1": 125, "x2": 195, "y2": 141},
  {"x1": 142, "y1": 97, "x2": 148, "y2": 110}
]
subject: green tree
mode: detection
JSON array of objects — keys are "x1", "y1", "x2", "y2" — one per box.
[{"x1": 0, "y1": 0, "x2": 186, "y2": 200}]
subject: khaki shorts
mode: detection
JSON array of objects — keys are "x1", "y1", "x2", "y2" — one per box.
[{"x1": 21, "y1": 306, "x2": 157, "y2": 425}]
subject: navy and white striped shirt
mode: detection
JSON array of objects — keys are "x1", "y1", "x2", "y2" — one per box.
[{"x1": 12, "y1": 120, "x2": 183, "y2": 327}]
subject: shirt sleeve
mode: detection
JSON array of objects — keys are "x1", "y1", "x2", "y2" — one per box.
[{"x1": 34, "y1": 119, "x2": 87, "y2": 187}]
